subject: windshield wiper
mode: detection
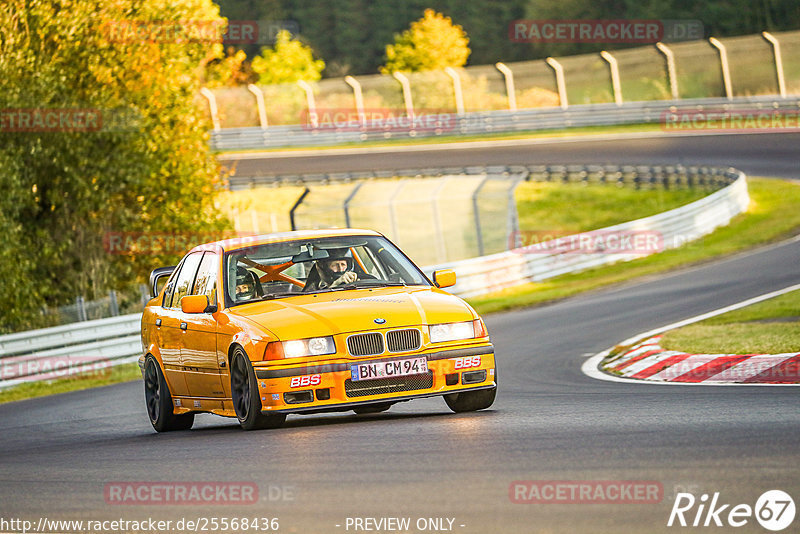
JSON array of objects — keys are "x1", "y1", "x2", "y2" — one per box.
[
  {"x1": 255, "y1": 291, "x2": 299, "y2": 301},
  {"x1": 341, "y1": 280, "x2": 407, "y2": 288}
]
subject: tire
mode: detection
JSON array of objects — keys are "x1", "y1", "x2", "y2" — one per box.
[
  {"x1": 230, "y1": 347, "x2": 286, "y2": 431},
  {"x1": 444, "y1": 369, "x2": 497, "y2": 413},
  {"x1": 144, "y1": 356, "x2": 194, "y2": 432},
  {"x1": 353, "y1": 403, "x2": 392, "y2": 415}
]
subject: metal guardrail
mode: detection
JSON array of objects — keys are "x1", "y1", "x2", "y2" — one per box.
[
  {"x1": 212, "y1": 95, "x2": 800, "y2": 152},
  {"x1": 425, "y1": 166, "x2": 748, "y2": 298},
  {"x1": 0, "y1": 313, "x2": 142, "y2": 390},
  {"x1": 0, "y1": 164, "x2": 748, "y2": 389}
]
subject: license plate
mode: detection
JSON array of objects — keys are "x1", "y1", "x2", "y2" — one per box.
[{"x1": 351, "y1": 356, "x2": 428, "y2": 381}]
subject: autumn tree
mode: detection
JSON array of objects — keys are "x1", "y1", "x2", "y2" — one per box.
[
  {"x1": 0, "y1": 0, "x2": 230, "y2": 331},
  {"x1": 251, "y1": 30, "x2": 325, "y2": 84},
  {"x1": 381, "y1": 9, "x2": 470, "y2": 73}
]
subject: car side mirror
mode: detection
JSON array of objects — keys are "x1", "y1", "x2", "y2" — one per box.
[
  {"x1": 181, "y1": 294, "x2": 216, "y2": 314},
  {"x1": 433, "y1": 269, "x2": 456, "y2": 288}
]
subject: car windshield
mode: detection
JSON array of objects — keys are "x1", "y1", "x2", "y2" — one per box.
[{"x1": 224, "y1": 235, "x2": 430, "y2": 306}]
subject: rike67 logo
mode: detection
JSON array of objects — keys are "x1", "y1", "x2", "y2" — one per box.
[{"x1": 668, "y1": 490, "x2": 795, "y2": 531}]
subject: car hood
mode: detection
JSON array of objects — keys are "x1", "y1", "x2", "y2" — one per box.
[{"x1": 228, "y1": 286, "x2": 475, "y2": 339}]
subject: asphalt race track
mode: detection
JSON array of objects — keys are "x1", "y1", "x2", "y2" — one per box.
[
  {"x1": 1, "y1": 133, "x2": 799, "y2": 533},
  {"x1": 222, "y1": 132, "x2": 800, "y2": 179}
]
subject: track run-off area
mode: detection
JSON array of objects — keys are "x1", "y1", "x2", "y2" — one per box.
[{"x1": 1, "y1": 132, "x2": 799, "y2": 533}]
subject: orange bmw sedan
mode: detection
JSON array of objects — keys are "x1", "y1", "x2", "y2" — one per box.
[{"x1": 140, "y1": 229, "x2": 497, "y2": 431}]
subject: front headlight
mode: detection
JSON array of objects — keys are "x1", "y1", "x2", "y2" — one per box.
[
  {"x1": 429, "y1": 319, "x2": 486, "y2": 343},
  {"x1": 264, "y1": 336, "x2": 336, "y2": 360}
]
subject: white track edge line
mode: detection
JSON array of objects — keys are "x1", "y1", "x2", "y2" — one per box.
[{"x1": 581, "y1": 282, "x2": 800, "y2": 386}]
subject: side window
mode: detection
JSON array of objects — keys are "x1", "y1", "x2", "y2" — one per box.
[
  {"x1": 162, "y1": 262, "x2": 184, "y2": 308},
  {"x1": 170, "y1": 252, "x2": 203, "y2": 309},
  {"x1": 192, "y1": 252, "x2": 218, "y2": 304}
]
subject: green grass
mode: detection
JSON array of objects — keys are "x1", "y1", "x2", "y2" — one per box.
[
  {"x1": 660, "y1": 290, "x2": 800, "y2": 354},
  {"x1": 0, "y1": 362, "x2": 142, "y2": 405},
  {"x1": 468, "y1": 178, "x2": 800, "y2": 315}
]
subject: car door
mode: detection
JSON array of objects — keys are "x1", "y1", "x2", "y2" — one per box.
[
  {"x1": 157, "y1": 253, "x2": 203, "y2": 398},
  {"x1": 179, "y1": 251, "x2": 226, "y2": 398}
]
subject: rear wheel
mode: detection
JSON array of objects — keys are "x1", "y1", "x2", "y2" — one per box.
[
  {"x1": 144, "y1": 356, "x2": 194, "y2": 432},
  {"x1": 230, "y1": 347, "x2": 286, "y2": 431},
  {"x1": 444, "y1": 370, "x2": 497, "y2": 413}
]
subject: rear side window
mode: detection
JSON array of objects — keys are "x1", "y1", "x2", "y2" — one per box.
[
  {"x1": 169, "y1": 252, "x2": 203, "y2": 309},
  {"x1": 192, "y1": 252, "x2": 218, "y2": 304}
]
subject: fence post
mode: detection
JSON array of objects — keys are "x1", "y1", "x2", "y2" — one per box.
[
  {"x1": 431, "y1": 178, "x2": 449, "y2": 263},
  {"x1": 762, "y1": 32, "x2": 787, "y2": 98},
  {"x1": 76, "y1": 296, "x2": 87, "y2": 322},
  {"x1": 199, "y1": 88, "x2": 221, "y2": 131},
  {"x1": 444, "y1": 67, "x2": 465, "y2": 115},
  {"x1": 388, "y1": 181, "x2": 407, "y2": 242},
  {"x1": 600, "y1": 51, "x2": 623, "y2": 106},
  {"x1": 289, "y1": 187, "x2": 310, "y2": 231},
  {"x1": 392, "y1": 72, "x2": 415, "y2": 120},
  {"x1": 506, "y1": 171, "x2": 528, "y2": 249},
  {"x1": 472, "y1": 175, "x2": 491, "y2": 257},
  {"x1": 709, "y1": 37, "x2": 733, "y2": 100},
  {"x1": 655, "y1": 42, "x2": 680, "y2": 100},
  {"x1": 495, "y1": 62, "x2": 517, "y2": 111},
  {"x1": 344, "y1": 76, "x2": 366, "y2": 126},
  {"x1": 109, "y1": 290, "x2": 119, "y2": 317},
  {"x1": 247, "y1": 84, "x2": 269, "y2": 129},
  {"x1": 297, "y1": 80, "x2": 318, "y2": 128},
  {"x1": 546, "y1": 57, "x2": 568, "y2": 110},
  {"x1": 343, "y1": 182, "x2": 364, "y2": 227}
]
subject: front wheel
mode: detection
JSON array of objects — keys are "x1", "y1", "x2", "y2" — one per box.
[
  {"x1": 144, "y1": 356, "x2": 194, "y2": 432},
  {"x1": 230, "y1": 348, "x2": 286, "y2": 431},
  {"x1": 444, "y1": 370, "x2": 497, "y2": 413}
]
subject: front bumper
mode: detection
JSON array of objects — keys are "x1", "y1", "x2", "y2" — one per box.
[{"x1": 254, "y1": 344, "x2": 496, "y2": 414}]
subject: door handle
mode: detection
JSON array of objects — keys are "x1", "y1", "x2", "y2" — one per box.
[
  {"x1": 180, "y1": 322, "x2": 187, "y2": 330},
  {"x1": 155, "y1": 319, "x2": 162, "y2": 327}
]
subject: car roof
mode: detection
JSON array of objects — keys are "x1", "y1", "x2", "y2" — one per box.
[{"x1": 189, "y1": 228, "x2": 383, "y2": 254}]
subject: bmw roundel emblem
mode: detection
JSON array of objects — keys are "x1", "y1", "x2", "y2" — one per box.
[{"x1": 374, "y1": 318, "x2": 386, "y2": 325}]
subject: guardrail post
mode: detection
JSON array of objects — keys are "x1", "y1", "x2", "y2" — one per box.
[
  {"x1": 392, "y1": 72, "x2": 415, "y2": 120},
  {"x1": 655, "y1": 42, "x2": 679, "y2": 100},
  {"x1": 762, "y1": 32, "x2": 787, "y2": 98},
  {"x1": 199, "y1": 88, "x2": 221, "y2": 131},
  {"x1": 297, "y1": 80, "x2": 318, "y2": 128},
  {"x1": 545, "y1": 57, "x2": 568, "y2": 110},
  {"x1": 709, "y1": 37, "x2": 733, "y2": 100},
  {"x1": 444, "y1": 67, "x2": 465, "y2": 115},
  {"x1": 344, "y1": 76, "x2": 366, "y2": 126},
  {"x1": 289, "y1": 187, "x2": 310, "y2": 231},
  {"x1": 600, "y1": 51, "x2": 623, "y2": 106},
  {"x1": 247, "y1": 84, "x2": 269, "y2": 129},
  {"x1": 495, "y1": 62, "x2": 517, "y2": 111},
  {"x1": 472, "y1": 175, "x2": 491, "y2": 257},
  {"x1": 343, "y1": 182, "x2": 364, "y2": 227}
]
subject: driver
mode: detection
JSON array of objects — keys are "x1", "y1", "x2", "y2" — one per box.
[
  {"x1": 312, "y1": 249, "x2": 358, "y2": 290},
  {"x1": 235, "y1": 266, "x2": 256, "y2": 301}
]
